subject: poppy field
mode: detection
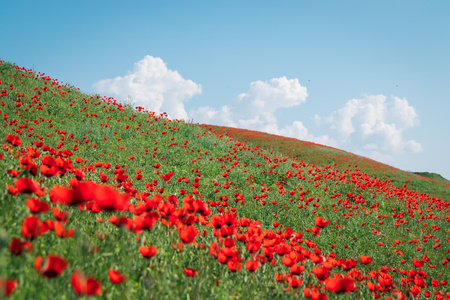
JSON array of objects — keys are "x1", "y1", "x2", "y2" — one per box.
[
  {"x1": 206, "y1": 126, "x2": 450, "y2": 202},
  {"x1": 0, "y1": 60, "x2": 449, "y2": 299}
]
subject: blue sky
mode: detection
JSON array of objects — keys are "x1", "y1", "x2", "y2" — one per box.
[{"x1": 2, "y1": 0, "x2": 449, "y2": 179}]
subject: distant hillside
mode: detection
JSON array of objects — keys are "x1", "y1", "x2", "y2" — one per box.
[
  {"x1": 414, "y1": 172, "x2": 450, "y2": 184},
  {"x1": 204, "y1": 125, "x2": 450, "y2": 201}
]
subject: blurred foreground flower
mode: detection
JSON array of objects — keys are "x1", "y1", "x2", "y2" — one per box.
[{"x1": 71, "y1": 270, "x2": 102, "y2": 296}]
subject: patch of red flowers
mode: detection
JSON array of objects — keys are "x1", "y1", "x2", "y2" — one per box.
[
  {"x1": 71, "y1": 270, "x2": 102, "y2": 296},
  {"x1": 50, "y1": 181, "x2": 130, "y2": 211},
  {"x1": 35, "y1": 254, "x2": 68, "y2": 278},
  {"x1": 0, "y1": 278, "x2": 18, "y2": 297},
  {"x1": 139, "y1": 244, "x2": 158, "y2": 258},
  {"x1": 108, "y1": 269, "x2": 127, "y2": 284},
  {"x1": 8, "y1": 178, "x2": 45, "y2": 197},
  {"x1": 184, "y1": 268, "x2": 198, "y2": 277}
]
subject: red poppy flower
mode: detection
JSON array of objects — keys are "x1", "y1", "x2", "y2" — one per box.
[
  {"x1": 139, "y1": 245, "x2": 158, "y2": 258},
  {"x1": 179, "y1": 225, "x2": 198, "y2": 244},
  {"x1": 92, "y1": 185, "x2": 130, "y2": 211},
  {"x1": 51, "y1": 181, "x2": 95, "y2": 205},
  {"x1": 338, "y1": 258, "x2": 358, "y2": 270},
  {"x1": 413, "y1": 258, "x2": 424, "y2": 268},
  {"x1": 19, "y1": 156, "x2": 38, "y2": 175},
  {"x1": 71, "y1": 270, "x2": 102, "y2": 296},
  {"x1": 368, "y1": 281, "x2": 382, "y2": 292},
  {"x1": 35, "y1": 254, "x2": 68, "y2": 278},
  {"x1": 52, "y1": 207, "x2": 68, "y2": 221},
  {"x1": 410, "y1": 285, "x2": 421, "y2": 297},
  {"x1": 379, "y1": 277, "x2": 393, "y2": 287},
  {"x1": 146, "y1": 211, "x2": 160, "y2": 227},
  {"x1": 324, "y1": 277, "x2": 355, "y2": 293},
  {"x1": 313, "y1": 266, "x2": 329, "y2": 281},
  {"x1": 315, "y1": 216, "x2": 330, "y2": 228},
  {"x1": 22, "y1": 216, "x2": 43, "y2": 239},
  {"x1": 414, "y1": 276, "x2": 426, "y2": 288},
  {"x1": 108, "y1": 269, "x2": 127, "y2": 284},
  {"x1": 275, "y1": 273, "x2": 286, "y2": 282},
  {"x1": 290, "y1": 264, "x2": 305, "y2": 275},
  {"x1": 312, "y1": 227, "x2": 321, "y2": 236},
  {"x1": 9, "y1": 237, "x2": 27, "y2": 256},
  {"x1": 309, "y1": 287, "x2": 328, "y2": 300},
  {"x1": 39, "y1": 164, "x2": 56, "y2": 178},
  {"x1": 26, "y1": 198, "x2": 49, "y2": 214},
  {"x1": 50, "y1": 186, "x2": 74, "y2": 205},
  {"x1": 51, "y1": 182, "x2": 130, "y2": 211},
  {"x1": 193, "y1": 199, "x2": 211, "y2": 216},
  {"x1": 7, "y1": 169, "x2": 19, "y2": 177},
  {"x1": 289, "y1": 277, "x2": 303, "y2": 288},
  {"x1": 282, "y1": 252, "x2": 297, "y2": 267},
  {"x1": 99, "y1": 172, "x2": 109, "y2": 182},
  {"x1": 275, "y1": 243, "x2": 291, "y2": 255},
  {"x1": 246, "y1": 238, "x2": 262, "y2": 253},
  {"x1": 184, "y1": 268, "x2": 197, "y2": 277},
  {"x1": 227, "y1": 259, "x2": 242, "y2": 272},
  {"x1": 8, "y1": 178, "x2": 45, "y2": 196},
  {"x1": 54, "y1": 221, "x2": 75, "y2": 238},
  {"x1": 0, "y1": 278, "x2": 18, "y2": 297},
  {"x1": 245, "y1": 260, "x2": 260, "y2": 272},
  {"x1": 360, "y1": 255, "x2": 373, "y2": 264},
  {"x1": 6, "y1": 134, "x2": 21, "y2": 146},
  {"x1": 431, "y1": 279, "x2": 440, "y2": 288},
  {"x1": 40, "y1": 155, "x2": 62, "y2": 177}
]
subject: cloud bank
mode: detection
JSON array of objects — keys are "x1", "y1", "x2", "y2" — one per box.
[
  {"x1": 190, "y1": 76, "x2": 336, "y2": 146},
  {"x1": 92, "y1": 55, "x2": 202, "y2": 119},
  {"x1": 315, "y1": 94, "x2": 422, "y2": 160}
]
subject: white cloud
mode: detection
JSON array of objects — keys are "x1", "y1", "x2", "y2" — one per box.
[
  {"x1": 191, "y1": 105, "x2": 235, "y2": 127},
  {"x1": 278, "y1": 121, "x2": 309, "y2": 139},
  {"x1": 191, "y1": 76, "x2": 335, "y2": 146},
  {"x1": 92, "y1": 55, "x2": 202, "y2": 120},
  {"x1": 232, "y1": 76, "x2": 308, "y2": 130},
  {"x1": 389, "y1": 96, "x2": 420, "y2": 129},
  {"x1": 318, "y1": 94, "x2": 422, "y2": 156}
]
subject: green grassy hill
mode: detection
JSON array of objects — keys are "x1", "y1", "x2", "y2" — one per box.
[
  {"x1": 205, "y1": 125, "x2": 450, "y2": 202},
  {"x1": 414, "y1": 172, "x2": 450, "y2": 184},
  {"x1": 0, "y1": 60, "x2": 449, "y2": 299}
]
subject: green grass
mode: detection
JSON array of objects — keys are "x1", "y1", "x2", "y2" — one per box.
[{"x1": 0, "y1": 60, "x2": 449, "y2": 299}]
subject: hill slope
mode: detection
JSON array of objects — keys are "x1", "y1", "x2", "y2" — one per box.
[
  {"x1": 414, "y1": 172, "x2": 450, "y2": 184},
  {"x1": 0, "y1": 60, "x2": 449, "y2": 299},
  {"x1": 205, "y1": 125, "x2": 450, "y2": 202}
]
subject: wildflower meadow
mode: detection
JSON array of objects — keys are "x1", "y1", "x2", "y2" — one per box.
[{"x1": 0, "y1": 60, "x2": 449, "y2": 299}]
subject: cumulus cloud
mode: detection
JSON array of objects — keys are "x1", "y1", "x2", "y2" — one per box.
[
  {"x1": 191, "y1": 77, "x2": 335, "y2": 146},
  {"x1": 92, "y1": 55, "x2": 202, "y2": 120},
  {"x1": 92, "y1": 56, "x2": 419, "y2": 163},
  {"x1": 318, "y1": 94, "x2": 422, "y2": 156}
]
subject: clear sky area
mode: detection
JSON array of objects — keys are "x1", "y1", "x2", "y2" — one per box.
[{"x1": 2, "y1": 0, "x2": 449, "y2": 179}]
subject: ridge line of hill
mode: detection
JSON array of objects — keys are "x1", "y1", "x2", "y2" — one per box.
[{"x1": 201, "y1": 124, "x2": 450, "y2": 201}]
